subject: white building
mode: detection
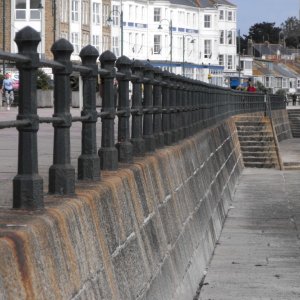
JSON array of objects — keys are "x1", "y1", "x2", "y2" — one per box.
[
  {"x1": 110, "y1": 0, "x2": 238, "y2": 85},
  {"x1": 10, "y1": 0, "x2": 105, "y2": 61}
]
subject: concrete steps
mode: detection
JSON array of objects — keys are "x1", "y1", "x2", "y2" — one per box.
[
  {"x1": 283, "y1": 162, "x2": 300, "y2": 170},
  {"x1": 235, "y1": 116, "x2": 280, "y2": 169},
  {"x1": 287, "y1": 109, "x2": 300, "y2": 137}
]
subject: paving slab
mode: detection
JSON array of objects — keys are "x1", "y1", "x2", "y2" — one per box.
[{"x1": 199, "y1": 168, "x2": 300, "y2": 300}]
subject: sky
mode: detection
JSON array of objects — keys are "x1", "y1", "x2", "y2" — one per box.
[{"x1": 229, "y1": 0, "x2": 299, "y2": 35}]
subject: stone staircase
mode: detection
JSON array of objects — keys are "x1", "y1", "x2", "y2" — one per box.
[
  {"x1": 287, "y1": 109, "x2": 300, "y2": 137},
  {"x1": 235, "y1": 116, "x2": 280, "y2": 169}
]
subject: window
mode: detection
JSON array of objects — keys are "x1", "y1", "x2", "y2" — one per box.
[
  {"x1": 282, "y1": 78, "x2": 288, "y2": 88},
  {"x1": 154, "y1": 8, "x2": 161, "y2": 22},
  {"x1": 82, "y1": 1, "x2": 89, "y2": 25},
  {"x1": 93, "y1": 3, "x2": 100, "y2": 24},
  {"x1": 141, "y1": 6, "x2": 145, "y2": 19},
  {"x1": 30, "y1": 0, "x2": 42, "y2": 19},
  {"x1": 129, "y1": 5, "x2": 133, "y2": 19},
  {"x1": 129, "y1": 32, "x2": 133, "y2": 48},
  {"x1": 220, "y1": 30, "x2": 224, "y2": 44},
  {"x1": 243, "y1": 61, "x2": 252, "y2": 70},
  {"x1": 227, "y1": 55, "x2": 233, "y2": 69},
  {"x1": 102, "y1": 35, "x2": 110, "y2": 51},
  {"x1": 204, "y1": 15, "x2": 211, "y2": 28},
  {"x1": 72, "y1": 0, "x2": 79, "y2": 22},
  {"x1": 82, "y1": 32, "x2": 89, "y2": 46},
  {"x1": 61, "y1": 0, "x2": 68, "y2": 22},
  {"x1": 227, "y1": 31, "x2": 233, "y2": 44},
  {"x1": 60, "y1": 32, "x2": 68, "y2": 40},
  {"x1": 112, "y1": 37, "x2": 120, "y2": 56},
  {"x1": 204, "y1": 40, "x2": 211, "y2": 58},
  {"x1": 133, "y1": 33, "x2": 138, "y2": 52},
  {"x1": 112, "y1": 5, "x2": 120, "y2": 26},
  {"x1": 103, "y1": 4, "x2": 109, "y2": 26},
  {"x1": 71, "y1": 32, "x2": 80, "y2": 54},
  {"x1": 276, "y1": 77, "x2": 282, "y2": 88},
  {"x1": 265, "y1": 76, "x2": 270, "y2": 88},
  {"x1": 16, "y1": 0, "x2": 26, "y2": 8},
  {"x1": 92, "y1": 35, "x2": 100, "y2": 51},
  {"x1": 219, "y1": 10, "x2": 224, "y2": 20},
  {"x1": 219, "y1": 54, "x2": 224, "y2": 66},
  {"x1": 228, "y1": 11, "x2": 233, "y2": 21},
  {"x1": 154, "y1": 35, "x2": 161, "y2": 54},
  {"x1": 187, "y1": 13, "x2": 190, "y2": 26},
  {"x1": 141, "y1": 34, "x2": 145, "y2": 54},
  {"x1": 297, "y1": 79, "x2": 300, "y2": 88},
  {"x1": 16, "y1": 0, "x2": 26, "y2": 19}
]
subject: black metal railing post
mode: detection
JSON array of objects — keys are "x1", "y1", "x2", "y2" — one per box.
[
  {"x1": 190, "y1": 80, "x2": 197, "y2": 135},
  {"x1": 143, "y1": 63, "x2": 156, "y2": 152},
  {"x1": 182, "y1": 77, "x2": 189, "y2": 138},
  {"x1": 177, "y1": 75, "x2": 184, "y2": 141},
  {"x1": 99, "y1": 51, "x2": 118, "y2": 170},
  {"x1": 169, "y1": 74, "x2": 178, "y2": 144},
  {"x1": 162, "y1": 71, "x2": 172, "y2": 146},
  {"x1": 13, "y1": 26, "x2": 43, "y2": 209},
  {"x1": 78, "y1": 45, "x2": 100, "y2": 180},
  {"x1": 131, "y1": 60, "x2": 145, "y2": 156},
  {"x1": 116, "y1": 55, "x2": 133, "y2": 163},
  {"x1": 49, "y1": 39, "x2": 75, "y2": 195},
  {"x1": 153, "y1": 67, "x2": 164, "y2": 148},
  {"x1": 195, "y1": 80, "x2": 200, "y2": 133}
]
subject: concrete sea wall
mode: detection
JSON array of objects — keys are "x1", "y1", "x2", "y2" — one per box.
[
  {"x1": 271, "y1": 109, "x2": 292, "y2": 141},
  {"x1": 0, "y1": 117, "x2": 243, "y2": 299}
]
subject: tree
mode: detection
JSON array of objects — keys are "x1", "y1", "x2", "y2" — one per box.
[
  {"x1": 37, "y1": 69, "x2": 53, "y2": 90},
  {"x1": 281, "y1": 17, "x2": 300, "y2": 48},
  {"x1": 246, "y1": 22, "x2": 281, "y2": 44}
]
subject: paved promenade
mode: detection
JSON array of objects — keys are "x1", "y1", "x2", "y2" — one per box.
[
  {"x1": 0, "y1": 107, "x2": 102, "y2": 208},
  {"x1": 199, "y1": 155, "x2": 300, "y2": 297}
]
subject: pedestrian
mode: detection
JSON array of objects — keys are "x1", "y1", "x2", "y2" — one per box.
[
  {"x1": 1, "y1": 73, "x2": 14, "y2": 110},
  {"x1": 292, "y1": 94, "x2": 297, "y2": 106},
  {"x1": 247, "y1": 79, "x2": 256, "y2": 92}
]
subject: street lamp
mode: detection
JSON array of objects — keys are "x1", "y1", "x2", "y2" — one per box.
[
  {"x1": 158, "y1": 19, "x2": 173, "y2": 72},
  {"x1": 2, "y1": 0, "x2": 6, "y2": 73},
  {"x1": 182, "y1": 35, "x2": 195, "y2": 76},
  {"x1": 107, "y1": 1, "x2": 123, "y2": 56},
  {"x1": 237, "y1": 29, "x2": 241, "y2": 85},
  {"x1": 38, "y1": 1, "x2": 44, "y2": 58}
]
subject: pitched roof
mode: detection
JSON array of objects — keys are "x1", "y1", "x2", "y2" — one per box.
[
  {"x1": 253, "y1": 59, "x2": 299, "y2": 78},
  {"x1": 169, "y1": 0, "x2": 235, "y2": 8},
  {"x1": 252, "y1": 43, "x2": 294, "y2": 56}
]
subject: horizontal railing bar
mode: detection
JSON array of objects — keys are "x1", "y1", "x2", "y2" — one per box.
[
  {"x1": 0, "y1": 51, "x2": 30, "y2": 63},
  {"x1": 40, "y1": 59, "x2": 64, "y2": 69},
  {"x1": 39, "y1": 117, "x2": 63, "y2": 124},
  {"x1": 72, "y1": 64, "x2": 91, "y2": 73},
  {"x1": 71, "y1": 115, "x2": 90, "y2": 122},
  {"x1": 98, "y1": 68, "x2": 110, "y2": 76},
  {"x1": 97, "y1": 111, "x2": 110, "y2": 117},
  {"x1": 0, "y1": 119, "x2": 31, "y2": 129}
]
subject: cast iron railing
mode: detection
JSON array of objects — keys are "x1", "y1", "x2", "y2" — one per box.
[{"x1": 0, "y1": 27, "x2": 285, "y2": 210}]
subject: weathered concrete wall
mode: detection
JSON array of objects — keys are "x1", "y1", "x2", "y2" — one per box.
[
  {"x1": 0, "y1": 117, "x2": 243, "y2": 299},
  {"x1": 271, "y1": 109, "x2": 292, "y2": 142}
]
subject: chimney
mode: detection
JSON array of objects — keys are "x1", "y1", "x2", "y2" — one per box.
[{"x1": 247, "y1": 39, "x2": 253, "y2": 56}]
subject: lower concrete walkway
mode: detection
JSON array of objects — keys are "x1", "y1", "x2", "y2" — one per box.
[{"x1": 199, "y1": 140, "x2": 300, "y2": 299}]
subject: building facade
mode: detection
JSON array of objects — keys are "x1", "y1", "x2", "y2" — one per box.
[
  {"x1": 1, "y1": 0, "x2": 239, "y2": 86},
  {"x1": 110, "y1": 0, "x2": 237, "y2": 85},
  {"x1": 0, "y1": 0, "x2": 110, "y2": 62}
]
